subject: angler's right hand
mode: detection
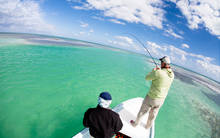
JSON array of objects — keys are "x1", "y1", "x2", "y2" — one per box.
[{"x1": 153, "y1": 66, "x2": 160, "y2": 70}]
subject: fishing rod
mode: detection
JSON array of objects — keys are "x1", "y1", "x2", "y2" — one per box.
[{"x1": 125, "y1": 33, "x2": 158, "y2": 67}]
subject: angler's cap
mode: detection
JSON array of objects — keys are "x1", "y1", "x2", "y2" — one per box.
[
  {"x1": 98, "y1": 92, "x2": 112, "y2": 108},
  {"x1": 99, "y1": 92, "x2": 112, "y2": 100},
  {"x1": 159, "y1": 56, "x2": 171, "y2": 64}
]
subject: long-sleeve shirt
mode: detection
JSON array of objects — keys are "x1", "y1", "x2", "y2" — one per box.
[
  {"x1": 146, "y1": 68, "x2": 174, "y2": 99},
  {"x1": 83, "y1": 105, "x2": 123, "y2": 138}
]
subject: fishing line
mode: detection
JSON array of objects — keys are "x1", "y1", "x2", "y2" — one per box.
[{"x1": 124, "y1": 33, "x2": 158, "y2": 67}]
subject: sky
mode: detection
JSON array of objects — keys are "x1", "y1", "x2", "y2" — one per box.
[{"x1": 0, "y1": 0, "x2": 220, "y2": 82}]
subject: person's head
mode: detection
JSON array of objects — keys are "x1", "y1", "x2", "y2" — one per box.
[
  {"x1": 159, "y1": 56, "x2": 171, "y2": 68},
  {"x1": 98, "y1": 92, "x2": 112, "y2": 108}
]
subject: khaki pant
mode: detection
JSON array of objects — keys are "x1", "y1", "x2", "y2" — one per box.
[{"x1": 134, "y1": 95, "x2": 164, "y2": 129}]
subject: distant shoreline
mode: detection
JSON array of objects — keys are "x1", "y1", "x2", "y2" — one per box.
[{"x1": 1, "y1": 32, "x2": 219, "y2": 84}]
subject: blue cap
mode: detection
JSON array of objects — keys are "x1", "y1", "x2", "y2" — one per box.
[{"x1": 99, "y1": 92, "x2": 112, "y2": 100}]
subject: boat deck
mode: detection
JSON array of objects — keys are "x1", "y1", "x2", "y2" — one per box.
[{"x1": 73, "y1": 97, "x2": 154, "y2": 138}]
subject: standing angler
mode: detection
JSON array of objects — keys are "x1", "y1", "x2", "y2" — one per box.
[{"x1": 130, "y1": 56, "x2": 174, "y2": 129}]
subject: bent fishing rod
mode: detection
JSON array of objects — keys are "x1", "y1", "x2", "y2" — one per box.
[{"x1": 125, "y1": 33, "x2": 158, "y2": 67}]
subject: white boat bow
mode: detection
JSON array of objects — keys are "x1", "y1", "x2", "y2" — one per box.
[{"x1": 73, "y1": 97, "x2": 155, "y2": 138}]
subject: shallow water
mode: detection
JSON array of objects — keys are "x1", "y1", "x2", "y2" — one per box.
[{"x1": 0, "y1": 37, "x2": 219, "y2": 138}]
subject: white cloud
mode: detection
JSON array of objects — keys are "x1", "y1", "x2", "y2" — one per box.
[
  {"x1": 92, "y1": 16, "x2": 105, "y2": 21},
  {"x1": 108, "y1": 40, "x2": 128, "y2": 47},
  {"x1": 108, "y1": 35, "x2": 143, "y2": 51},
  {"x1": 169, "y1": 45, "x2": 188, "y2": 55},
  {"x1": 79, "y1": 31, "x2": 85, "y2": 35},
  {"x1": 146, "y1": 41, "x2": 167, "y2": 56},
  {"x1": 189, "y1": 53, "x2": 214, "y2": 63},
  {"x1": 93, "y1": 16, "x2": 126, "y2": 25},
  {"x1": 92, "y1": 16, "x2": 126, "y2": 25},
  {"x1": 71, "y1": 3, "x2": 93, "y2": 10},
  {"x1": 146, "y1": 40, "x2": 220, "y2": 81},
  {"x1": 80, "y1": 21, "x2": 89, "y2": 28},
  {"x1": 181, "y1": 43, "x2": 190, "y2": 49},
  {"x1": 74, "y1": 28, "x2": 94, "y2": 36},
  {"x1": 87, "y1": 29, "x2": 94, "y2": 36},
  {"x1": 175, "y1": 0, "x2": 220, "y2": 38},
  {"x1": 196, "y1": 60, "x2": 220, "y2": 77},
  {"x1": 169, "y1": 0, "x2": 177, "y2": 3},
  {"x1": 71, "y1": 5, "x2": 87, "y2": 10},
  {"x1": 0, "y1": 0, "x2": 55, "y2": 33},
  {"x1": 108, "y1": 19, "x2": 125, "y2": 25},
  {"x1": 164, "y1": 28, "x2": 184, "y2": 39},
  {"x1": 70, "y1": 0, "x2": 165, "y2": 29},
  {"x1": 89, "y1": 29, "x2": 94, "y2": 33},
  {"x1": 115, "y1": 36, "x2": 133, "y2": 44}
]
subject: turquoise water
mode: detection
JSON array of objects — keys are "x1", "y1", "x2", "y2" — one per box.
[{"x1": 0, "y1": 38, "x2": 219, "y2": 138}]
